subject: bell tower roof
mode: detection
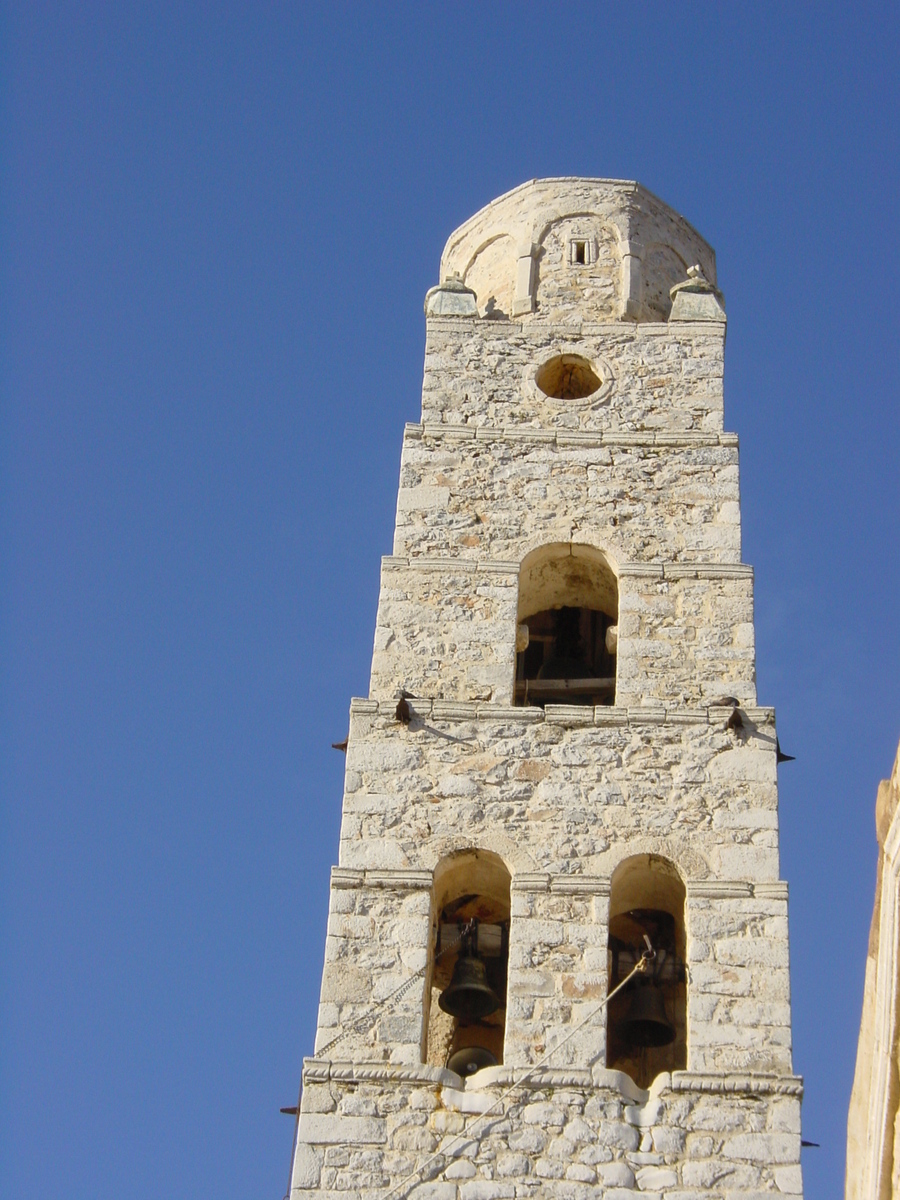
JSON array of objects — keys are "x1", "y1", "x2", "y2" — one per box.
[{"x1": 439, "y1": 177, "x2": 717, "y2": 324}]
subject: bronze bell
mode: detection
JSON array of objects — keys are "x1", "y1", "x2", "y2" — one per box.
[
  {"x1": 619, "y1": 979, "x2": 676, "y2": 1048},
  {"x1": 439, "y1": 952, "x2": 501, "y2": 1021},
  {"x1": 447, "y1": 1045, "x2": 498, "y2": 1076}
]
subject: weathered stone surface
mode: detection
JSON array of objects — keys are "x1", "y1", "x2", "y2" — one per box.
[
  {"x1": 846, "y1": 738, "x2": 900, "y2": 1200},
  {"x1": 290, "y1": 179, "x2": 803, "y2": 1200}
]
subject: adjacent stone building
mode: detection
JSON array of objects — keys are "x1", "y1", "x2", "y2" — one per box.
[
  {"x1": 289, "y1": 178, "x2": 804, "y2": 1199},
  {"x1": 847, "y1": 739, "x2": 900, "y2": 1200}
]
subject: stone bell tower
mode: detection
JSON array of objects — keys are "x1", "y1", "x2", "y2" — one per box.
[{"x1": 290, "y1": 179, "x2": 804, "y2": 1199}]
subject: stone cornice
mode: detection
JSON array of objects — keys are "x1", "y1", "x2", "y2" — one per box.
[
  {"x1": 301, "y1": 1058, "x2": 802, "y2": 1100},
  {"x1": 511, "y1": 873, "x2": 611, "y2": 897},
  {"x1": 424, "y1": 317, "x2": 725, "y2": 340},
  {"x1": 349, "y1": 695, "x2": 775, "y2": 728},
  {"x1": 382, "y1": 555, "x2": 752, "y2": 581},
  {"x1": 331, "y1": 867, "x2": 432, "y2": 891},
  {"x1": 405, "y1": 421, "x2": 738, "y2": 450},
  {"x1": 669, "y1": 1071, "x2": 803, "y2": 1097},
  {"x1": 330, "y1": 866, "x2": 786, "y2": 904}
]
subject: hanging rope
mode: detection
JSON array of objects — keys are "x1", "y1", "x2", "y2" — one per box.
[
  {"x1": 284, "y1": 934, "x2": 654, "y2": 1200},
  {"x1": 378, "y1": 946, "x2": 655, "y2": 1200},
  {"x1": 316, "y1": 919, "x2": 475, "y2": 1057},
  {"x1": 282, "y1": 921, "x2": 476, "y2": 1200}
]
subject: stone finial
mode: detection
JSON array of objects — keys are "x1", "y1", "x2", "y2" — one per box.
[
  {"x1": 669, "y1": 264, "x2": 726, "y2": 322},
  {"x1": 424, "y1": 273, "x2": 478, "y2": 317}
]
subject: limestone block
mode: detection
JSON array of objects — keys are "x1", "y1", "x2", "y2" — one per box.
[
  {"x1": 774, "y1": 1163, "x2": 804, "y2": 1192},
  {"x1": 637, "y1": 1163, "x2": 679, "y2": 1188},
  {"x1": 298, "y1": 1115, "x2": 387, "y2": 1145},
  {"x1": 720, "y1": 1131, "x2": 798, "y2": 1163},
  {"x1": 291, "y1": 1144, "x2": 323, "y2": 1189}
]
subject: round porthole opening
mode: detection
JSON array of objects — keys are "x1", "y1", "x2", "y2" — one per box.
[{"x1": 535, "y1": 354, "x2": 602, "y2": 400}]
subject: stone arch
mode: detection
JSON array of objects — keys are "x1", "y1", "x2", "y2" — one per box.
[
  {"x1": 532, "y1": 212, "x2": 623, "y2": 321},
  {"x1": 603, "y1": 837, "x2": 711, "y2": 882},
  {"x1": 515, "y1": 542, "x2": 619, "y2": 707},
  {"x1": 461, "y1": 232, "x2": 517, "y2": 319},
  {"x1": 421, "y1": 835, "x2": 537, "y2": 877},
  {"x1": 641, "y1": 242, "x2": 689, "y2": 320},
  {"x1": 424, "y1": 849, "x2": 511, "y2": 1075},
  {"x1": 606, "y1": 853, "x2": 688, "y2": 1086}
]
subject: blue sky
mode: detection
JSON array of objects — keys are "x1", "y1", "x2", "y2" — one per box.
[{"x1": 2, "y1": 4, "x2": 898, "y2": 1197}]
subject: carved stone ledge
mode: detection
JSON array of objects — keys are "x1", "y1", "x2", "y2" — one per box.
[
  {"x1": 303, "y1": 1058, "x2": 456, "y2": 1086},
  {"x1": 330, "y1": 867, "x2": 432, "y2": 892},
  {"x1": 664, "y1": 563, "x2": 753, "y2": 580},
  {"x1": 754, "y1": 881, "x2": 789, "y2": 901},
  {"x1": 331, "y1": 867, "x2": 365, "y2": 890},
  {"x1": 544, "y1": 704, "x2": 594, "y2": 725},
  {"x1": 669, "y1": 1071, "x2": 803, "y2": 1097},
  {"x1": 511, "y1": 872, "x2": 551, "y2": 894},
  {"x1": 364, "y1": 869, "x2": 433, "y2": 891},
  {"x1": 412, "y1": 423, "x2": 738, "y2": 451},
  {"x1": 627, "y1": 706, "x2": 667, "y2": 724},
  {"x1": 688, "y1": 881, "x2": 754, "y2": 899},
  {"x1": 350, "y1": 699, "x2": 778, "y2": 731},
  {"x1": 550, "y1": 875, "x2": 611, "y2": 896}
]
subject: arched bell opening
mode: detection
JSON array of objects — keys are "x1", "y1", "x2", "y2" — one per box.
[
  {"x1": 514, "y1": 543, "x2": 618, "y2": 707},
  {"x1": 606, "y1": 855, "x2": 687, "y2": 1088},
  {"x1": 424, "y1": 850, "x2": 511, "y2": 1076}
]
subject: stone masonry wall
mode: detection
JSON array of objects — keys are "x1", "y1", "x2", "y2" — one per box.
[
  {"x1": 369, "y1": 561, "x2": 756, "y2": 708},
  {"x1": 393, "y1": 428, "x2": 741, "y2": 563},
  {"x1": 310, "y1": 702, "x2": 792, "y2": 1078},
  {"x1": 291, "y1": 179, "x2": 803, "y2": 1200},
  {"x1": 292, "y1": 1066, "x2": 803, "y2": 1199},
  {"x1": 420, "y1": 322, "x2": 725, "y2": 434}
]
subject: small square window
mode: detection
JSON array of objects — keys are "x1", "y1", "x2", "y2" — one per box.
[{"x1": 568, "y1": 238, "x2": 594, "y2": 266}]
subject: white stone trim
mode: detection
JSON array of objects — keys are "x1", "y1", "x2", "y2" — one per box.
[
  {"x1": 544, "y1": 703, "x2": 594, "y2": 725},
  {"x1": 384, "y1": 555, "x2": 751, "y2": 581},
  {"x1": 511, "y1": 872, "x2": 550, "y2": 893},
  {"x1": 861, "y1": 808, "x2": 900, "y2": 1199},
  {"x1": 669, "y1": 1071, "x2": 803, "y2": 1097},
  {"x1": 302, "y1": 1058, "x2": 455, "y2": 1086},
  {"x1": 423, "y1": 316, "x2": 723, "y2": 339},
  {"x1": 479, "y1": 426, "x2": 557, "y2": 444},
  {"x1": 331, "y1": 867, "x2": 433, "y2": 891},
  {"x1": 301, "y1": 1057, "x2": 801, "y2": 1099},
  {"x1": 351, "y1": 695, "x2": 776, "y2": 729},
  {"x1": 688, "y1": 881, "x2": 754, "y2": 899},
  {"x1": 550, "y1": 876, "x2": 612, "y2": 896},
  {"x1": 754, "y1": 881, "x2": 790, "y2": 901},
  {"x1": 511, "y1": 873, "x2": 611, "y2": 896},
  {"x1": 409, "y1": 421, "x2": 738, "y2": 450}
]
